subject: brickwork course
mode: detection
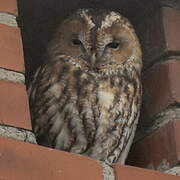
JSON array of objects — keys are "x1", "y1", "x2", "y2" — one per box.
[{"x1": 0, "y1": 0, "x2": 179, "y2": 179}]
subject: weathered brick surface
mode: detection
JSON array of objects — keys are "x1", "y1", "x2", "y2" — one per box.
[
  {"x1": 138, "y1": 7, "x2": 180, "y2": 67},
  {"x1": 142, "y1": 60, "x2": 180, "y2": 122},
  {"x1": 0, "y1": 0, "x2": 17, "y2": 15},
  {"x1": 114, "y1": 165, "x2": 179, "y2": 180},
  {"x1": 126, "y1": 121, "x2": 180, "y2": 171},
  {"x1": 0, "y1": 80, "x2": 31, "y2": 130},
  {"x1": 0, "y1": 137, "x2": 103, "y2": 180},
  {"x1": 0, "y1": 24, "x2": 24, "y2": 72}
]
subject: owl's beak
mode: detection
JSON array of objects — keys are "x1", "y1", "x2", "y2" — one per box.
[{"x1": 89, "y1": 53, "x2": 97, "y2": 69}]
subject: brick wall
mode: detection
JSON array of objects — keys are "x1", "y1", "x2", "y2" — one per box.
[
  {"x1": 0, "y1": 0, "x2": 179, "y2": 179},
  {"x1": 126, "y1": 4, "x2": 180, "y2": 176}
]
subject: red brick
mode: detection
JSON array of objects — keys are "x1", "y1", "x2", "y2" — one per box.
[
  {"x1": 126, "y1": 121, "x2": 180, "y2": 170},
  {"x1": 0, "y1": 137, "x2": 103, "y2": 180},
  {"x1": 0, "y1": 0, "x2": 17, "y2": 15},
  {"x1": 138, "y1": 7, "x2": 180, "y2": 67},
  {"x1": 0, "y1": 80, "x2": 31, "y2": 130},
  {"x1": 0, "y1": 24, "x2": 24, "y2": 72},
  {"x1": 142, "y1": 60, "x2": 180, "y2": 120},
  {"x1": 114, "y1": 165, "x2": 179, "y2": 180}
]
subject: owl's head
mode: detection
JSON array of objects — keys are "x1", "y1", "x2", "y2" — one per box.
[{"x1": 48, "y1": 9, "x2": 142, "y2": 75}]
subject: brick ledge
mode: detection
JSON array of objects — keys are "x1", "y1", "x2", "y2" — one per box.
[{"x1": 0, "y1": 136, "x2": 179, "y2": 180}]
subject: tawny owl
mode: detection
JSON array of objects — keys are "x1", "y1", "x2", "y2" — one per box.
[{"x1": 28, "y1": 9, "x2": 142, "y2": 164}]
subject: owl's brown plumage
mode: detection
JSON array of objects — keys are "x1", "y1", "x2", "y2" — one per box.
[{"x1": 28, "y1": 9, "x2": 142, "y2": 164}]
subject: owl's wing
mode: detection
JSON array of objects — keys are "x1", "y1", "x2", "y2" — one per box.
[
  {"x1": 111, "y1": 101, "x2": 140, "y2": 164},
  {"x1": 87, "y1": 74, "x2": 142, "y2": 164},
  {"x1": 28, "y1": 61, "x2": 67, "y2": 148},
  {"x1": 88, "y1": 99, "x2": 141, "y2": 164},
  {"x1": 28, "y1": 60, "x2": 89, "y2": 152}
]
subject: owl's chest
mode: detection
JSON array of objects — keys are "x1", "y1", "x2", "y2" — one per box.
[{"x1": 65, "y1": 70, "x2": 120, "y2": 108}]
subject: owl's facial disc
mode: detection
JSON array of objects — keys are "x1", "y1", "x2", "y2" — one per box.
[
  {"x1": 51, "y1": 9, "x2": 141, "y2": 74},
  {"x1": 65, "y1": 26, "x2": 135, "y2": 73}
]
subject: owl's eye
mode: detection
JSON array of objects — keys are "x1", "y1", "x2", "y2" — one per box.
[
  {"x1": 107, "y1": 42, "x2": 120, "y2": 49},
  {"x1": 72, "y1": 39, "x2": 82, "y2": 45}
]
